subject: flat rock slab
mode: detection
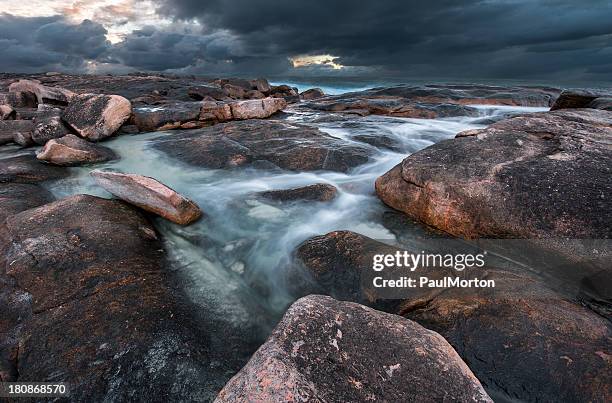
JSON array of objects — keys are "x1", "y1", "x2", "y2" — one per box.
[
  {"x1": 302, "y1": 84, "x2": 559, "y2": 118},
  {"x1": 1, "y1": 194, "x2": 222, "y2": 401},
  {"x1": 0, "y1": 154, "x2": 68, "y2": 183},
  {"x1": 133, "y1": 102, "x2": 203, "y2": 131},
  {"x1": 37, "y1": 134, "x2": 117, "y2": 166},
  {"x1": 215, "y1": 295, "x2": 492, "y2": 403},
  {"x1": 91, "y1": 170, "x2": 202, "y2": 225},
  {"x1": 62, "y1": 94, "x2": 132, "y2": 141},
  {"x1": 296, "y1": 230, "x2": 612, "y2": 402},
  {"x1": 152, "y1": 120, "x2": 371, "y2": 172},
  {"x1": 363, "y1": 84, "x2": 559, "y2": 106},
  {"x1": 304, "y1": 97, "x2": 480, "y2": 118},
  {"x1": 258, "y1": 183, "x2": 338, "y2": 202},
  {"x1": 376, "y1": 109, "x2": 612, "y2": 240}
]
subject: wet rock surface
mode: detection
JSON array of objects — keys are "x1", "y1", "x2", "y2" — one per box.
[
  {"x1": 216, "y1": 295, "x2": 492, "y2": 403},
  {"x1": 37, "y1": 134, "x2": 117, "y2": 166},
  {"x1": 376, "y1": 108, "x2": 612, "y2": 240},
  {"x1": 550, "y1": 89, "x2": 611, "y2": 110},
  {"x1": 296, "y1": 231, "x2": 398, "y2": 304},
  {"x1": 296, "y1": 231, "x2": 612, "y2": 403},
  {"x1": 0, "y1": 154, "x2": 68, "y2": 183},
  {"x1": 153, "y1": 120, "x2": 371, "y2": 172},
  {"x1": 91, "y1": 170, "x2": 203, "y2": 225},
  {"x1": 0, "y1": 182, "x2": 55, "y2": 382},
  {"x1": 258, "y1": 183, "x2": 338, "y2": 203},
  {"x1": 0, "y1": 195, "x2": 226, "y2": 401},
  {"x1": 62, "y1": 94, "x2": 132, "y2": 141}
]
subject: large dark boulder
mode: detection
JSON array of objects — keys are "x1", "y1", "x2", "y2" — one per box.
[
  {"x1": 0, "y1": 154, "x2": 68, "y2": 183},
  {"x1": 0, "y1": 182, "x2": 55, "y2": 382},
  {"x1": 0, "y1": 120, "x2": 34, "y2": 146},
  {"x1": 589, "y1": 97, "x2": 612, "y2": 111},
  {"x1": 550, "y1": 90, "x2": 606, "y2": 110},
  {"x1": 216, "y1": 295, "x2": 492, "y2": 403},
  {"x1": 295, "y1": 231, "x2": 612, "y2": 402},
  {"x1": 258, "y1": 183, "x2": 338, "y2": 203},
  {"x1": 152, "y1": 120, "x2": 371, "y2": 172},
  {"x1": 376, "y1": 109, "x2": 612, "y2": 241},
  {"x1": 1, "y1": 195, "x2": 225, "y2": 401}
]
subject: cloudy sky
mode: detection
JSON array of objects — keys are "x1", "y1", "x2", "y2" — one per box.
[{"x1": 1, "y1": 0, "x2": 611, "y2": 83}]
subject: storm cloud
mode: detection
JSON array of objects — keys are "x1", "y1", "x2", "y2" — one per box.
[
  {"x1": 1, "y1": 0, "x2": 611, "y2": 83},
  {"x1": 0, "y1": 13, "x2": 111, "y2": 72}
]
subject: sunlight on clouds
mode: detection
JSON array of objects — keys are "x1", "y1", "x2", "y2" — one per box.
[
  {"x1": 290, "y1": 54, "x2": 344, "y2": 70},
  {"x1": 5, "y1": 0, "x2": 174, "y2": 44}
]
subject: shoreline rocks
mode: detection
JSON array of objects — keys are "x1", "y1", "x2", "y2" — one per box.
[
  {"x1": 1, "y1": 194, "x2": 222, "y2": 400},
  {"x1": 0, "y1": 154, "x2": 68, "y2": 183},
  {"x1": 31, "y1": 107, "x2": 70, "y2": 145},
  {"x1": 8, "y1": 79, "x2": 75, "y2": 105},
  {"x1": 37, "y1": 134, "x2": 117, "y2": 166},
  {"x1": 300, "y1": 88, "x2": 325, "y2": 100},
  {"x1": 229, "y1": 98, "x2": 286, "y2": 120},
  {"x1": 62, "y1": 94, "x2": 132, "y2": 141},
  {"x1": 91, "y1": 170, "x2": 202, "y2": 225},
  {"x1": 550, "y1": 90, "x2": 612, "y2": 111},
  {"x1": 216, "y1": 295, "x2": 492, "y2": 403},
  {"x1": 152, "y1": 120, "x2": 371, "y2": 172},
  {"x1": 295, "y1": 230, "x2": 612, "y2": 402},
  {"x1": 375, "y1": 108, "x2": 612, "y2": 241},
  {"x1": 301, "y1": 84, "x2": 559, "y2": 118},
  {"x1": 0, "y1": 105, "x2": 15, "y2": 120}
]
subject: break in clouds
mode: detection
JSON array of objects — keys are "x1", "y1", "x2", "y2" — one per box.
[{"x1": 1, "y1": 0, "x2": 611, "y2": 82}]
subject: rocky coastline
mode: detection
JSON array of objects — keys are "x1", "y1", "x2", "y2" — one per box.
[{"x1": 1, "y1": 72, "x2": 610, "y2": 402}]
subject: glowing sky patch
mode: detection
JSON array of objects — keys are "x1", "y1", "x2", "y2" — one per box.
[
  {"x1": 290, "y1": 55, "x2": 344, "y2": 70},
  {"x1": 4, "y1": 0, "x2": 173, "y2": 43}
]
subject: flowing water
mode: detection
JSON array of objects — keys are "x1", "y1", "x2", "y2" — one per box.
[{"x1": 32, "y1": 104, "x2": 547, "y2": 369}]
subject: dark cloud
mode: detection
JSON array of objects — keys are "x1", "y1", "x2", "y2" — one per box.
[
  {"x1": 1, "y1": 1, "x2": 611, "y2": 83},
  {"x1": 152, "y1": 0, "x2": 612, "y2": 82},
  {"x1": 0, "y1": 13, "x2": 110, "y2": 72}
]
